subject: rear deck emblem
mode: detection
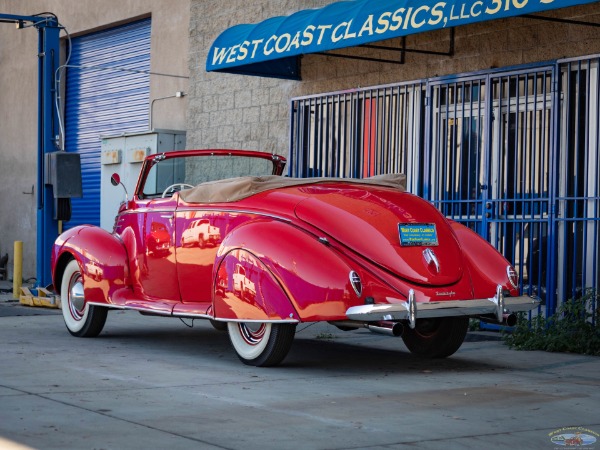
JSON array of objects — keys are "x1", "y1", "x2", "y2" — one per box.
[{"x1": 423, "y1": 248, "x2": 440, "y2": 274}]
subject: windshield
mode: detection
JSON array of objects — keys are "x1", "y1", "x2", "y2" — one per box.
[{"x1": 141, "y1": 154, "x2": 277, "y2": 198}]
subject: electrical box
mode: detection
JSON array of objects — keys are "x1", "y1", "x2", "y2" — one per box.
[
  {"x1": 100, "y1": 130, "x2": 186, "y2": 231},
  {"x1": 45, "y1": 152, "x2": 83, "y2": 198},
  {"x1": 45, "y1": 152, "x2": 83, "y2": 221}
]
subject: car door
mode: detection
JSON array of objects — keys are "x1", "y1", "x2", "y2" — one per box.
[
  {"x1": 139, "y1": 197, "x2": 180, "y2": 301},
  {"x1": 175, "y1": 210, "x2": 224, "y2": 310},
  {"x1": 113, "y1": 197, "x2": 179, "y2": 312}
]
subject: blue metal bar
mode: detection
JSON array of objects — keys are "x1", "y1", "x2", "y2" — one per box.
[
  {"x1": 593, "y1": 58, "x2": 600, "y2": 322},
  {"x1": 548, "y1": 61, "x2": 564, "y2": 316},
  {"x1": 422, "y1": 82, "x2": 432, "y2": 200},
  {"x1": 36, "y1": 18, "x2": 61, "y2": 287},
  {"x1": 0, "y1": 14, "x2": 62, "y2": 287},
  {"x1": 0, "y1": 13, "x2": 53, "y2": 25}
]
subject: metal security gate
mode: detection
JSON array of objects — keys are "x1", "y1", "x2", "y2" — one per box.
[
  {"x1": 428, "y1": 67, "x2": 554, "y2": 309},
  {"x1": 555, "y1": 56, "x2": 600, "y2": 309},
  {"x1": 289, "y1": 82, "x2": 426, "y2": 194},
  {"x1": 290, "y1": 56, "x2": 600, "y2": 315},
  {"x1": 65, "y1": 19, "x2": 151, "y2": 228},
  {"x1": 427, "y1": 75, "x2": 488, "y2": 234}
]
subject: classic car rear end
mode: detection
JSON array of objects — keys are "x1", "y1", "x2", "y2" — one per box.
[{"x1": 51, "y1": 150, "x2": 540, "y2": 366}]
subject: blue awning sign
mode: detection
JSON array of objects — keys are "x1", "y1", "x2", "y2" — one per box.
[{"x1": 207, "y1": 0, "x2": 599, "y2": 78}]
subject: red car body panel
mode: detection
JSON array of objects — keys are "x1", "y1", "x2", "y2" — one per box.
[
  {"x1": 449, "y1": 221, "x2": 519, "y2": 299},
  {"x1": 214, "y1": 249, "x2": 297, "y2": 322},
  {"x1": 294, "y1": 187, "x2": 464, "y2": 286},
  {"x1": 52, "y1": 149, "x2": 531, "y2": 328},
  {"x1": 52, "y1": 225, "x2": 129, "y2": 305},
  {"x1": 214, "y1": 218, "x2": 355, "y2": 322}
]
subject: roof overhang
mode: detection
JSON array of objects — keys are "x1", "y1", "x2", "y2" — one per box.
[{"x1": 206, "y1": 0, "x2": 600, "y2": 80}]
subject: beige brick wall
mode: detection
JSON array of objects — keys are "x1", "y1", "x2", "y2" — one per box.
[{"x1": 189, "y1": 1, "x2": 600, "y2": 155}]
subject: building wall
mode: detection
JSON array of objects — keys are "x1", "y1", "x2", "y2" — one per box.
[
  {"x1": 188, "y1": 1, "x2": 600, "y2": 153},
  {"x1": 0, "y1": 0, "x2": 190, "y2": 280}
]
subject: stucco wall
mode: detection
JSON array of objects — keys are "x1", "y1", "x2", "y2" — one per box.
[
  {"x1": 188, "y1": 1, "x2": 600, "y2": 153},
  {"x1": 0, "y1": 1, "x2": 190, "y2": 280}
]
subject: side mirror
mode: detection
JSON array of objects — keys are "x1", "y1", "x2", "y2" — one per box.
[
  {"x1": 110, "y1": 173, "x2": 121, "y2": 187},
  {"x1": 110, "y1": 173, "x2": 129, "y2": 203}
]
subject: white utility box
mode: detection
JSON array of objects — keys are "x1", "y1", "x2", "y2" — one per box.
[{"x1": 100, "y1": 130, "x2": 186, "y2": 231}]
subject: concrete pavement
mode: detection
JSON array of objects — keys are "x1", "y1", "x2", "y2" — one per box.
[{"x1": 0, "y1": 300, "x2": 598, "y2": 450}]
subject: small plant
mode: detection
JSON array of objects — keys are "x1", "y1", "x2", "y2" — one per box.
[
  {"x1": 468, "y1": 318, "x2": 481, "y2": 331},
  {"x1": 315, "y1": 332, "x2": 336, "y2": 340},
  {"x1": 503, "y1": 289, "x2": 600, "y2": 356}
]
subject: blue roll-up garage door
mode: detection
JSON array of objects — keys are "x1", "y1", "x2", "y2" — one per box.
[{"x1": 65, "y1": 18, "x2": 151, "y2": 228}]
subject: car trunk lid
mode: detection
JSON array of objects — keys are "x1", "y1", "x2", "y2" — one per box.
[{"x1": 294, "y1": 185, "x2": 464, "y2": 286}]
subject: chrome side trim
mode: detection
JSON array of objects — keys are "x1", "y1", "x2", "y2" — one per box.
[
  {"x1": 85, "y1": 302, "x2": 299, "y2": 323},
  {"x1": 87, "y1": 302, "x2": 127, "y2": 310},
  {"x1": 175, "y1": 208, "x2": 292, "y2": 223},
  {"x1": 87, "y1": 302, "x2": 174, "y2": 316},
  {"x1": 118, "y1": 208, "x2": 176, "y2": 215},
  {"x1": 216, "y1": 318, "x2": 300, "y2": 324},
  {"x1": 172, "y1": 313, "x2": 297, "y2": 322},
  {"x1": 346, "y1": 286, "x2": 541, "y2": 322},
  {"x1": 119, "y1": 208, "x2": 292, "y2": 224},
  {"x1": 172, "y1": 312, "x2": 212, "y2": 319}
]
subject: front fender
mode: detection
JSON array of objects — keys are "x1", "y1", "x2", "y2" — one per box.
[
  {"x1": 214, "y1": 219, "x2": 357, "y2": 322},
  {"x1": 52, "y1": 225, "x2": 130, "y2": 304}
]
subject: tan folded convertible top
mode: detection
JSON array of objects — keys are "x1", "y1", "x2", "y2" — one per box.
[{"x1": 179, "y1": 173, "x2": 406, "y2": 204}]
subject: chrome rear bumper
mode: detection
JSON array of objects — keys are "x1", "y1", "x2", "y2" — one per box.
[{"x1": 346, "y1": 285, "x2": 541, "y2": 329}]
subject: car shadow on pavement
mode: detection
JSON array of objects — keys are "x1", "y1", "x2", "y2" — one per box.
[
  {"x1": 93, "y1": 317, "x2": 508, "y2": 375},
  {"x1": 284, "y1": 335, "x2": 507, "y2": 374}
]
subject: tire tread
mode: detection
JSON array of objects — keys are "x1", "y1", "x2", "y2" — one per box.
[
  {"x1": 402, "y1": 316, "x2": 468, "y2": 358},
  {"x1": 256, "y1": 323, "x2": 296, "y2": 367}
]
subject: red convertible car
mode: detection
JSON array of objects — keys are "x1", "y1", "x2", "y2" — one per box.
[{"x1": 51, "y1": 149, "x2": 540, "y2": 366}]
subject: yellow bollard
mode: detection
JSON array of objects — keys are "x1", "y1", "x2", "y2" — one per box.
[{"x1": 13, "y1": 241, "x2": 23, "y2": 300}]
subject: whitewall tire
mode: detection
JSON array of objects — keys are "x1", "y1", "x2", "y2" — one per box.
[
  {"x1": 61, "y1": 259, "x2": 107, "y2": 337},
  {"x1": 227, "y1": 322, "x2": 296, "y2": 367}
]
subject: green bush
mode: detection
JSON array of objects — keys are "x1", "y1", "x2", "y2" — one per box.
[{"x1": 503, "y1": 289, "x2": 600, "y2": 356}]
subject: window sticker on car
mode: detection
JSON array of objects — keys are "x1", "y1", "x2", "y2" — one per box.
[{"x1": 398, "y1": 223, "x2": 438, "y2": 247}]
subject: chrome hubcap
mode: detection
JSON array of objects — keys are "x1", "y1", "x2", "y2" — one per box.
[
  {"x1": 69, "y1": 274, "x2": 85, "y2": 319},
  {"x1": 239, "y1": 323, "x2": 266, "y2": 345}
]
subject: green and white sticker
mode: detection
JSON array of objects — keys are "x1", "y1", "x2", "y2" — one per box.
[{"x1": 398, "y1": 223, "x2": 438, "y2": 247}]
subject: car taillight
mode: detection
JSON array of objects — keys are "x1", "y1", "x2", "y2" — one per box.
[
  {"x1": 349, "y1": 271, "x2": 362, "y2": 297},
  {"x1": 506, "y1": 265, "x2": 519, "y2": 290}
]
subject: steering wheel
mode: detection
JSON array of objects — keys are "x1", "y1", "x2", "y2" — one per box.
[{"x1": 162, "y1": 183, "x2": 194, "y2": 198}]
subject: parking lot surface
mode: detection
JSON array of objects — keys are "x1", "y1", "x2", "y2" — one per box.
[{"x1": 0, "y1": 300, "x2": 598, "y2": 450}]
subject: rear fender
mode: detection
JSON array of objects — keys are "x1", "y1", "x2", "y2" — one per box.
[
  {"x1": 449, "y1": 221, "x2": 519, "y2": 297},
  {"x1": 214, "y1": 219, "x2": 356, "y2": 322},
  {"x1": 52, "y1": 225, "x2": 130, "y2": 305},
  {"x1": 213, "y1": 249, "x2": 297, "y2": 322}
]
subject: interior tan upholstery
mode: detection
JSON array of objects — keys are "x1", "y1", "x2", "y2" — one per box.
[{"x1": 179, "y1": 174, "x2": 407, "y2": 204}]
